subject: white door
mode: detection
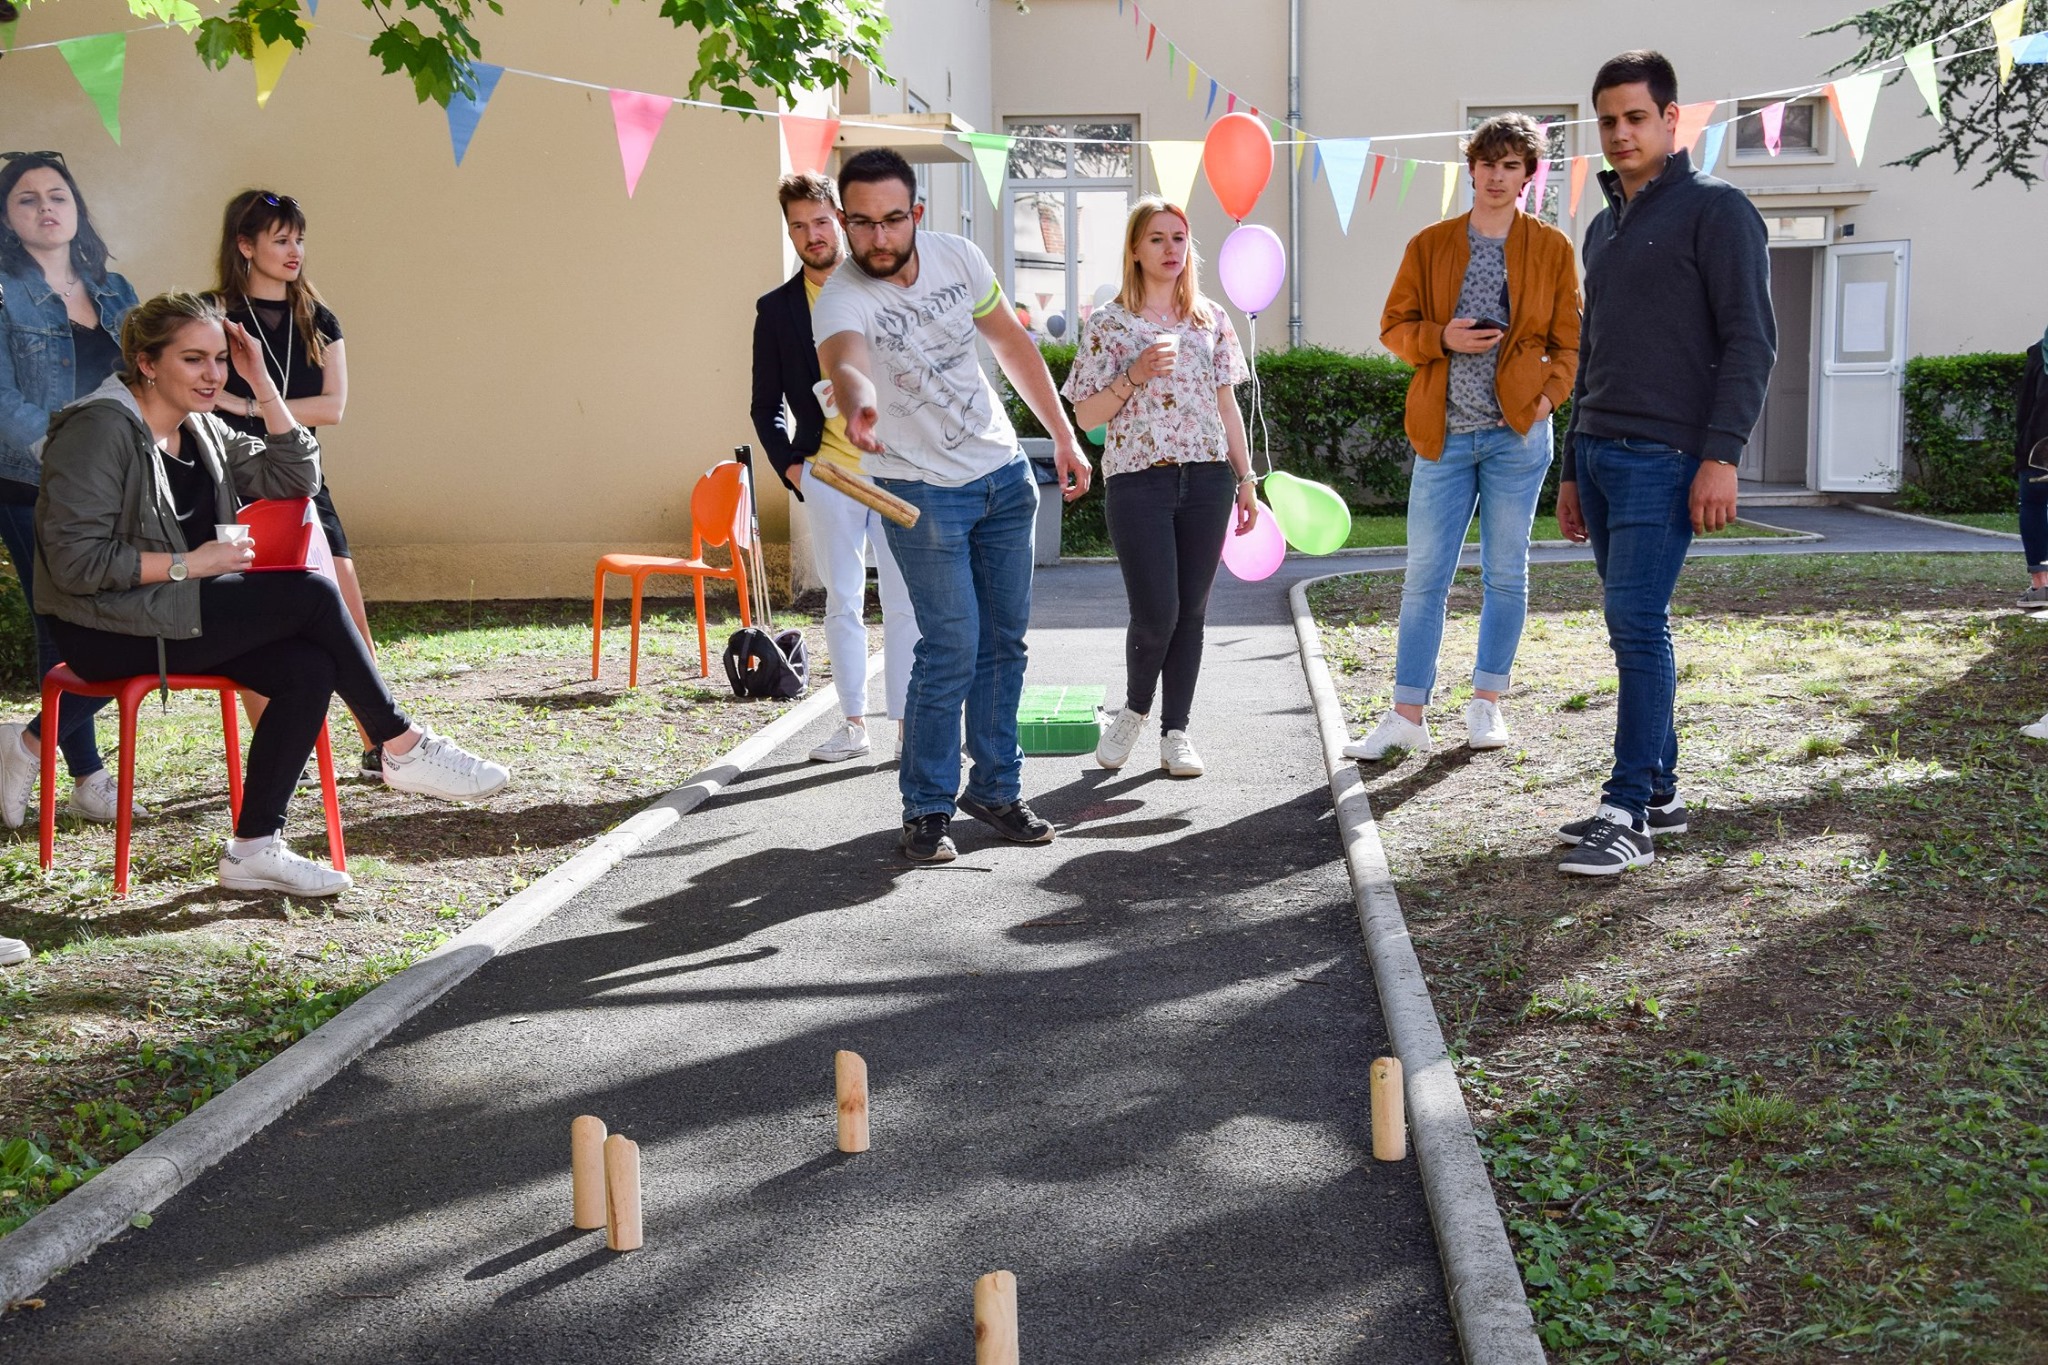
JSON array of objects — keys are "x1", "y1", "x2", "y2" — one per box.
[{"x1": 1815, "y1": 240, "x2": 1909, "y2": 492}]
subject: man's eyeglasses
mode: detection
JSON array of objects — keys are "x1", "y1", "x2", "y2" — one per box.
[{"x1": 845, "y1": 211, "x2": 914, "y2": 234}]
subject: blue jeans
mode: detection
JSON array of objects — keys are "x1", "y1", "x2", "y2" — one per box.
[
  {"x1": 0, "y1": 500, "x2": 108, "y2": 777},
  {"x1": 1392, "y1": 422, "x2": 1553, "y2": 706},
  {"x1": 2021, "y1": 462, "x2": 2048, "y2": 573},
  {"x1": 878, "y1": 456, "x2": 1038, "y2": 823},
  {"x1": 1574, "y1": 435, "x2": 1697, "y2": 819}
]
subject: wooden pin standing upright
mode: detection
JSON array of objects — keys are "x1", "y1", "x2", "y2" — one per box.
[
  {"x1": 973, "y1": 1270, "x2": 1019, "y2": 1365},
  {"x1": 836, "y1": 1049, "x2": 871, "y2": 1153},
  {"x1": 571, "y1": 1115, "x2": 608, "y2": 1229},
  {"x1": 604, "y1": 1133, "x2": 643, "y2": 1251},
  {"x1": 1370, "y1": 1056, "x2": 1407, "y2": 1162}
]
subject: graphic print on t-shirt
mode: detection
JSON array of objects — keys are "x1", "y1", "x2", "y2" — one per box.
[{"x1": 871, "y1": 278, "x2": 989, "y2": 451}]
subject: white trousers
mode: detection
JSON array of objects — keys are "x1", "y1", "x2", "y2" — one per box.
[{"x1": 803, "y1": 465, "x2": 919, "y2": 721}]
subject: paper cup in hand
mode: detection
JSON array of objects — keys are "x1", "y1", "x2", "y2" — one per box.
[
  {"x1": 216, "y1": 523, "x2": 252, "y2": 547},
  {"x1": 1154, "y1": 334, "x2": 1180, "y2": 374},
  {"x1": 812, "y1": 379, "x2": 839, "y2": 419}
]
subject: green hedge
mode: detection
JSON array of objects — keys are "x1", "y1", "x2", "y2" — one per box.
[
  {"x1": 1899, "y1": 352, "x2": 2025, "y2": 513},
  {"x1": 0, "y1": 555, "x2": 30, "y2": 690}
]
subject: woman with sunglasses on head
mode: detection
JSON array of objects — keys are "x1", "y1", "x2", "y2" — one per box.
[
  {"x1": 209, "y1": 190, "x2": 381, "y2": 775},
  {"x1": 0, "y1": 153, "x2": 142, "y2": 912},
  {"x1": 34, "y1": 292, "x2": 510, "y2": 898}
]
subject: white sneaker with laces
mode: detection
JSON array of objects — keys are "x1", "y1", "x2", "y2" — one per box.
[
  {"x1": 381, "y1": 731, "x2": 510, "y2": 802},
  {"x1": 1160, "y1": 730, "x2": 1205, "y2": 777},
  {"x1": 1342, "y1": 711, "x2": 1434, "y2": 761},
  {"x1": 68, "y1": 768, "x2": 147, "y2": 823},
  {"x1": 1464, "y1": 698, "x2": 1510, "y2": 750},
  {"x1": 1095, "y1": 707, "x2": 1148, "y2": 770},
  {"x1": 809, "y1": 720, "x2": 872, "y2": 763},
  {"x1": 0, "y1": 723, "x2": 35, "y2": 830},
  {"x1": 218, "y1": 840, "x2": 353, "y2": 897},
  {"x1": 2022, "y1": 712, "x2": 2048, "y2": 741},
  {"x1": 0, "y1": 936, "x2": 29, "y2": 967}
]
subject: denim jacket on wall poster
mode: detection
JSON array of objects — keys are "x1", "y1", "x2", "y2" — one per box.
[{"x1": 0, "y1": 266, "x2": 139, "y2": 485}]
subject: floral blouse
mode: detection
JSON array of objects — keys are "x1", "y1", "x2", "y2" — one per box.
[{"x1": 1062, "y1": 299, "x2": 1250, "y2": 477}]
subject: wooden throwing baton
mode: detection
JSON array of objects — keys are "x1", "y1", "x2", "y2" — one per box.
[{"x1": 811, "y1": 460, "x2": 921, "y2": 530}]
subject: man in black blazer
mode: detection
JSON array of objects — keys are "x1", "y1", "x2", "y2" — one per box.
[{"x1": 751, "y1": 172, "x2": 919, "y2": 764}]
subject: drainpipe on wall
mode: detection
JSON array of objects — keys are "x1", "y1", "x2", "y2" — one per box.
[{"x1": 1287, "y1": 0, "x2": 1302, "y2": 349}]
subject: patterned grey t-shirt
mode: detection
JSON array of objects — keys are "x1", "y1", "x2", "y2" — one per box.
[{"x1": 1446, "y1": 225, "x2": 1511, "y2": 434}]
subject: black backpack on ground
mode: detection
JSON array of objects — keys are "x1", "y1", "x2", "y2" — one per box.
[{"x1": 723, "y1": 627, "x2": 809, "y2": 699}]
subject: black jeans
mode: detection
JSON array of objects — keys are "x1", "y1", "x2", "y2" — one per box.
[
  {"x1": 1104, "y1": 462, "x2": 1235, "y2": 733},
  {"x1": 49, "y1": 573, "x2": 409, "y2": 839}
]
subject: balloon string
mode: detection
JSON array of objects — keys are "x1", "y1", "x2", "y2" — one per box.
[{"x1": 1247, "y1": 314, "x2": 1274, "y2": 479}]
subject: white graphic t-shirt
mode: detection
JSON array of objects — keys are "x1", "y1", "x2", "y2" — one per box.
[{"x1": 810, "y1": 231, "x2": 1020, "y2": 486}]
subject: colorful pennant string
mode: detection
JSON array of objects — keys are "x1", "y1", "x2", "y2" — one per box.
[
  {"x1": 1827, "y1": 71, "x2": 1884, "y2": 164},
  {"x1": 253, "y1": 34, "x2": 292, "y2": 108},
  {"x1": 609, "y1": 88, "x2": 672, "y2": 198},
  {"x1": 57, "y1": 32, "x2": 126, "y2": 144},
  {"x1": 1320, "y1": 138, "x2": 1371, "y2": 235},
  {"x1": 781, "y1": 113, "x2": 840, "y2": 176},
  {"x1": 445, "y1": 62, "x2": 505, "y2": 166},
  {"x1": 1760, "y1": 101, "x2": 1785, "y2": 156},
  {"x1": 1904, "y1": 42, "x2": 1943, "y2": 118},
  {"x1": 1148, "y1": 139, "x2": 1205, "y2": 209},
  {"x1": 963, "y1": 130, "x2": 1015, "y2": 209},
  {"x1": 1991, "y1": 0, "x2": 2026, "y2": 83}
]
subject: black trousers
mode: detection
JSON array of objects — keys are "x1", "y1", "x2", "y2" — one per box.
[
  {"x1": 1104, "y1": 462, "x2": 1236, "y2": 733},
  {"x1": 49, "y1": 573, "x2": 409, "y2": 839}
]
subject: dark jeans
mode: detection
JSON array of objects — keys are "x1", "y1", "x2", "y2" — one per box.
[
  {"x1": 49, "y1": 572, "x2": 409, "y2": 839},
  {"x1": 1575, "y1": 436, "x2": 1697, "y2": 819},
  {"x1": 0, "y1": 500, "x2": 110, "y2": 777},
  {"x1": 2022, "y1": 462, "x2": 2048, "y2": 573},
  {"x1": 1104, "y1": 462, "x2": 1235, "y2": 733}
]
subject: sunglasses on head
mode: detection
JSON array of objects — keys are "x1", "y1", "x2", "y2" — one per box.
[
  {"x1": 2, "y1": 150, "x2": 66, "y2": 166},
  {"x1": 239, "y1": 191, "x2": 300, "y2": 224}
]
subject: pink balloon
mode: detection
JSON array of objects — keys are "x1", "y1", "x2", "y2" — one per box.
[
  {"x1": 1220, "y1": 500, "x2": 1286, "y2": 582},
  {"x1": 1218, "y1": 224, "x2": 1286, "y2": 316}
]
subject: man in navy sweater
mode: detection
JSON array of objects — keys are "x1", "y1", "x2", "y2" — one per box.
[{"x1": 1554, "y1": 50, "x2": 1776, "y2": 876}]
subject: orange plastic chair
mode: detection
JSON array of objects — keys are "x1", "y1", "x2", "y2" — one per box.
[
  {"x1": 592, "y1": 460, "x2": 753, "y2": 685},
  {"x1": 38, "y1": 664, "x2": 347, "y2": 897}
]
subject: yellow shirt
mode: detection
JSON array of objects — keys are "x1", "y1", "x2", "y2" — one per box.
[{"x1": 804, "y1": 277, "x2": 865, "y2": 473}]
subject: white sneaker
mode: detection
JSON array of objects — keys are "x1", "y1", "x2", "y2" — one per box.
[
  {"x1": 0, "y1": 723, "x2": 35, "y2": 830},
  {"x1": 381, "y1": 731, "x2": 510, "y2": 802},
  {"x1": 218, "y1": 839, "x2": 353, "y2": 897},
  {"x1": 809, "y1": 720, "x2": 872, "y2": 763},
  {"x1": 1342, "y1": 711, "x2": 1434, "y2": 761},
  {"x1": 1464, "y1": 699, "x2": 1510, "y2": 750},
  {"x1": 2022, "y1": 712, "x2": 2048, "y2": 741},
  {"x1": 0, "y1": 936, "x2": 29, "y2": 967},
  {"x1": 1095, "y1": 708, "x2": 1148, "y2": 770},
  {"x1": 67, "y1": 768, "x2": 147, "y2": 823},
  {"x1": 1160, "y1": 730, "x2": 1205, "y2": 777}
]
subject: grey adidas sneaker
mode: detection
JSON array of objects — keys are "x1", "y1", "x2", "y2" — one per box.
[
  {"x1": 1558, "y1": 793, "x2": 1687, "y2": 845},
  {"x1": 1557, "y1": 805, "x2": 1655, "y2": 877}
]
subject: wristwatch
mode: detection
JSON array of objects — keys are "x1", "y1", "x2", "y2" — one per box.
[{"x1": 168, "y1": 553, "x2": 188, "y2": 582}]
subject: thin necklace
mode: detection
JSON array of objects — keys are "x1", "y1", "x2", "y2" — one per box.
[
  {"x1": 244, "y1": 294, "x2": 293, "y2": 401},
  {"x1": 50, "y1": 274, "x2": 81, "y2": 299}
]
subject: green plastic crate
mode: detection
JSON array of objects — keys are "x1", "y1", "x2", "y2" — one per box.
[{"x1": 1017, "y1": 684, "x2": 1105, "y2": 755}]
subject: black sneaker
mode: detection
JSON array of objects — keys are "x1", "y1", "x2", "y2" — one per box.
[
  {"x1": 955, "y1": 794, "x2": 1055, "y2": 844},
  {"x1": 359, "y1": 747, "x2": 384, "y2": 779},
  {"x1": 1558, "y1": 793, "x2": 1686, "y2": 845},
  {"x1": 899, "y1": 812, "x2": 957, "y2": 863},
  {"x1": 1557, "y1": 806, "x2": 1655, "y2": 877}
]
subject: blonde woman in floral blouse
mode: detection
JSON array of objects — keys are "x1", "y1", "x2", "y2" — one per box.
[{"x1": 1063, "y1": 197, "x2": 1257, "y2": 778}]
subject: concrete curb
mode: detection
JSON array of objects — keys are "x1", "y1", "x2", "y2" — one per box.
[
  {"x1": 1843, "y1": 502, "x2": 2023, "y2": 542},
  {"x1": 1289, "y1": 572, "x2": 1547, "y2": 1365},
  {"x1": 0, "y1": 656, "x2": 879, "y2": 1308}
]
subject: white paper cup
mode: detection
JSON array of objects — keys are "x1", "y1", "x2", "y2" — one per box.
[
  {"x1": 1153, "y1": 334, "x2": 1180, "y2": 374},
  {"x1": 216, "y1": 523, "x2": 252, "y2": 546},
  {"x1": 812, "y1": 379, "x2": 839, "y2": 419}
]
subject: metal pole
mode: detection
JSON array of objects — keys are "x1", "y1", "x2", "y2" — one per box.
[{"x1": 1287, "y1": 0, "x2": 1303, "y2": 349}]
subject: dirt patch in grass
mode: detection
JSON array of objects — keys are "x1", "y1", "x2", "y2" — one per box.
[
  {"x1": 0, "y1": 594, "x2": 856, "y2": 1236},
  {"x1": 1312, "y1": 554, "x2": 2048, "y2": 1363}
]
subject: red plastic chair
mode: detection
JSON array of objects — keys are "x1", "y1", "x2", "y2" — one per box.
[
  {"x1": 592, "y1": 460, "x2": 753, "y2": 685},
  {"x1": 38, "y1": 664, "x2": 347, "y2": 897}
]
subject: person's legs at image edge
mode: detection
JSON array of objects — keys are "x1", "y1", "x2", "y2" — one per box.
[{"x1": 0, "y1": 502, "x2": 112, "y2": 780}]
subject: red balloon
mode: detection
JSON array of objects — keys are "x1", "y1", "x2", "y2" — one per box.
[{"x1": 1203, "y1": 113, "x2": 1274, "y2": 221}]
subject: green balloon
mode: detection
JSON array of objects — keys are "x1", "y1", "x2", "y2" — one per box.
[
  {"x1": 1086, "y1": 424, "x2": 1108, "y2": 446},
  {"x1": 1264, "y1": 470, "x2": 1352, "y2": 555}
]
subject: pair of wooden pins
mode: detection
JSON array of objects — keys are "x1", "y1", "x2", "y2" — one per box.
[{"x1": 569, "y1": 1116, "x2": 641, "y2": 1251}]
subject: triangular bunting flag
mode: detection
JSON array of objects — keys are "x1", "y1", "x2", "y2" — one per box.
[
  {"x1": 1205, "y1": 79, "x2": 1218, "y2": 119},
  {"x1": 1516, "y1": 181, "x2": 1531, "y2": 213},
  {"x1": 1904, "y1": 42, "x2": 1942, "y2": 119},
  {"x1": 1698, "y1": 124, "x2": 1727, "y2": 176},
  {"x1": 1148, "y1": 140, "x2": 1204, "y2": 209},
  {"x1": 1134, "y1": 1, "x2": 1142, "y2": 28},
  {"x1": 0, "y1": 17, "x2": 16, "y2": 51},
  {"x1": 253, "y1": 35, "x2": 292, "y2": 108},
  {"x1": 307, "y1": 0, "x2": 318, "y2": 12},
  {"x1": 2017, "y1": 32, "x2": 2048, "y2": 63},
  {"x1": 1991, "y1": 0, "x2": 2026, "y2": 84},
  {"x1": 782, "y1": 113, "x2": 840, "y2": 176},
  {"x1": 1674, "y1": 101, "x2": 1715, "y2": 156},
  {"x1": 58, "y1": 33, "x2": 126, "y2": 145},
  {"x1": 1398, "y1": 158, "x2": 1417, "y2": 205},
  {"x1": 1167, "y1": 41, "x2": 1175, "y2": 72},
  {"x1": 609, "y1": 88, "x2": 672, "y2": 198},
  {"x1": 445, "y1": 62, "x2": 505, "y2": 166},
  {"x1": 963, "y1": 131, "x2": 1015, "y2": 210},
  {"x1": 1569, "y1": 157, "x2": 1589, "y2": 216},
  {"x1": 1827, "y1": 72, "x2": 1883, "y2": 165},
  {"x1": 1441, "y1": 162, "x2": 1457, "y2": 217},
  {"x1": 1761, "y1": 101, "x2": 1785, "y2": 156},
  {"x1": 1529, "y1": 156, "x2": 1553, "y2": 213},
  {"x1": 1293, "y1": 136, "x2": 1307, "y2": 171},
  {"x1": 1187, "y1": 62, "x2": 1199, "y2": 99},
  {"x1": 1226, "y1": 92, "x2": 1237, "y2": 115},
  {"x1": 1311, "y1": 144, "x2": 1324, "y2": 183},
  {"x1": 1369, "y1": 154, "x2": 1385, "y2": 199},
  {"x1": 1320, "y1": 138, "x2": 1371, "y2": 234},
  {"x1": 1146, "y1": 24, "x2": 1156, "y2": 61}
]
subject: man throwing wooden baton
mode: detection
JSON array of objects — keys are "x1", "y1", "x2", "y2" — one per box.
[{"x1": 814, "y1": 148, "x2": 1092, "y2": 863}]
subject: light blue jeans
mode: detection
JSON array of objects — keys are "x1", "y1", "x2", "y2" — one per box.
[
  {"x1": 1392, "y1": 422, "x2": 1553, "y2": 707},
  {"x1": 877, "y1": 456, "x2": 1038, "y2": 823}
]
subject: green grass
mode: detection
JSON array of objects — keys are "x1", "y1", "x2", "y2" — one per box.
[
  {"x1": 1915, "y1": 511, "x2": 2020, "y2": 534},
  {"x1": 1339, "y1": 514, "x2": 1793, "y2": 550}
]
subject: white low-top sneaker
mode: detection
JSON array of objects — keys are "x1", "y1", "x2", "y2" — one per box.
[
  {"x1": 1342, "y1": 711, "x2": 1434, "y2": 761},
  {"x1": 1095, "y1": 707, "x2": 1148, "y2": 770},
  {"x1": 0, "y1": 722, "x2": 35, "y2": 830},
  {"x1": 381, "y1": 731, "x2": 510, "y2": 802},
  {"x1": 2022, "y1": 712, "x2": 2048, "y2": 741},
  {"x1": 218, "y1": 841, "x2": 353, "y2": 897},
  {"x1": 0, "y1": 936, "x2": 29, "y2": 967},
  {"x1": 67, "y1": 769, "x2": 147, "y2": 823},
  {"x1": 1160, "y1": 730, "x2": 1205, "y2": 777},
  {"x1": 1464, "y1": 698, "x2": 1511, "y2": 750},
  {"x1": 809, "y1": 720, "x2": 873, "y2": 763}
]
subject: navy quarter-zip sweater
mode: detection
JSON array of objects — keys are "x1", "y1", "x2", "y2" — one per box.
[{"x1": 1562, "y1": 148, "x2": 1776, "y2": 479}]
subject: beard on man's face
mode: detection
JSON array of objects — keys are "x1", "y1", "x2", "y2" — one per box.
[
  {"x1": 799, "y1": 238, "x2": 843, "y2": 271},
  {"x1": 852, "y1": 219, "x2": 916, "y2": 280}
]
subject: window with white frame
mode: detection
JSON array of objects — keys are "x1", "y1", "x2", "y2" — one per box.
[
  {"x1": 1462, "y1": 105, "x2": 1576, "y2": 230},
  {"x1": 1733, "y1": 96, "x2": 1832, "y2": 163},
  {"x1": 1001, "y1": 118, "x2": 1136, "y2": 344}
]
